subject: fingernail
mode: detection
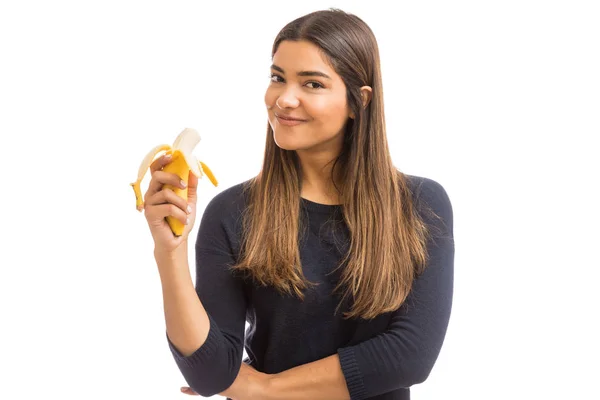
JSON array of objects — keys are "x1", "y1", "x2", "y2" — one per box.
[
  {"x1": 187, "y1": 205, "x2": 192, "y2": 214},
  {"x1": 185, "y1": 217, "x2": 189, "y2": 225},
  {"x1": 180, "y1": 180, "x2": 187, "y2": 188}
]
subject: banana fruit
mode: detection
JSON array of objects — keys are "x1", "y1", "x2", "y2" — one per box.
[{"x1": 130, "y1": 127, "x2": 218, "y2": 236}]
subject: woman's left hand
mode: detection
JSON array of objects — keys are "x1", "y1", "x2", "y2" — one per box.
[
  {"x1": 179, "y1": 386, "x2": 198, "y2": 395},
  {"x1": 180, "y1": 363, "x2": 272, "y2": 399}
]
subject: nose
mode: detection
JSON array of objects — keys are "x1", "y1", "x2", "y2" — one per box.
[{"x1": 275, "y1": 86, "x2": 300, "y2": 109}]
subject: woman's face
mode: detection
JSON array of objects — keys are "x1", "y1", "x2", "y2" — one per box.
[{"x1": 265, "y1": 40, "x2": 352, "y2": 153}]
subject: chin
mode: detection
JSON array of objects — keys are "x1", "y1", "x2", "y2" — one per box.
[
  {"x1": 273, "y1": 138, "x2": 301, "y2": 151},
  {"x1": 273, "y1": 130, "x2": 303, "y2": 151}
]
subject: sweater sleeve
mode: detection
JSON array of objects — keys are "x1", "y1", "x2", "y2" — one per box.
[
  {"x1": 337, "y1": 177, "x2": 455, "y2": 400},
  {"x1": 165, "y1": 187, "x2": 248, "y2": 397}
]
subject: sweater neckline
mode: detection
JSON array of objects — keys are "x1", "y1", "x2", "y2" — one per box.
[{"x1": 300, "y1": 197, "x2": 342, "y2": 214}]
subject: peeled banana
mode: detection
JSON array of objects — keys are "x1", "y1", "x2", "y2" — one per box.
[{"x1": 130, "y1": 127, "x2": 218, "y2": 236}]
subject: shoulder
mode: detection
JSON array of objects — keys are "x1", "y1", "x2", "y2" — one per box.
[
  {"x1": 405, "y1": 174, "x2": 452, "y2": 206},
  {"x1": 202, "y1": 179, "x2": 251, "y2": 218},
  {"x1": 196, "y1": 179, "x2": 252, "y2": 237},
  {"x1": 404, "y1": 174, "x2": 453, "y2": 236},
  {"x1": 196, "y1": 179, "x2": 252, "y2": 254}
]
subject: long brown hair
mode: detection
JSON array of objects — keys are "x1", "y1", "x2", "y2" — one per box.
[{"x1": 232, "y1": 9, "x2": 435, "y2": 320}]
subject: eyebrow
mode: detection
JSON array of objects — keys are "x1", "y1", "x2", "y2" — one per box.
[{"x1": 271, "y1": 64, "x2": 332, "y2": 80}]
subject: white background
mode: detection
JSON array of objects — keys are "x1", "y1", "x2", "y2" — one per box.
[{"x1": 1, "y1": 1, "x2": 598, "y2": 399}]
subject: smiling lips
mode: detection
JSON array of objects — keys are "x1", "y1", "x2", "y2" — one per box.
[{"x1": 275, "y1": 113, "x2": 308, "y2": 126}]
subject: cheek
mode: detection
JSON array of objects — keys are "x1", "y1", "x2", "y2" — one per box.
[
  {"x1": 309, "y1": 97, "x2": 349, "y2": 129},
  {"x1": 264, "y1": 88, "x2": 276, "y2": 108},
  {"x1": 265, "y1": 90, "x2": 277, "y2": 126}
]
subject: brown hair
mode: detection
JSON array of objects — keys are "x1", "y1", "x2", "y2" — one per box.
[{"x1": 232, "y1": 8, "x2": 435, "y2": 320}]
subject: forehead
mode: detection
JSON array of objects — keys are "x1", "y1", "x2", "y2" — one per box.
[{"x1": 272, "y1": 40, "x2": 337, "y2": 75}]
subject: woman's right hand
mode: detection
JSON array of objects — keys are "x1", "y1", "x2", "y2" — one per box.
[{"x1": 143, "y1": 154, "x2": 199, "y2": 254}]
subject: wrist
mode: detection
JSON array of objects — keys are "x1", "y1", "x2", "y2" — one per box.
[
  {"x1": 154, "y1": 244, "x2": 189, "y2": 278},
  {"x1": 222, "y1": 365, "x2": 275, "y2": 400},
  {"x1": 154, "y1": 242, "x2": 188, "y2": 262}
]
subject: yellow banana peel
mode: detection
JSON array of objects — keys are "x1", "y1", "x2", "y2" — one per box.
[{"x1": 130, "y1": 127, "x2": 218, "y2": 236}]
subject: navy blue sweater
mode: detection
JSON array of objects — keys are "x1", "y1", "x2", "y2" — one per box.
[{"x1": 166, "y1": 174, "x2": 454, "y2": 399}]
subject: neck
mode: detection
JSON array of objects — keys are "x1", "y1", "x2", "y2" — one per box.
[{"x1": 296, "y1": 149, "x2": 343, "y2": 205}]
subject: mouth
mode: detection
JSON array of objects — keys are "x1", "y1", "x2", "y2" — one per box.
[
  {"x1": 274, "y1": 113, "x2": 308, "y2": 127},
  {"x1": 274, "y1": 113, "x2": 307, "y2": 122}
]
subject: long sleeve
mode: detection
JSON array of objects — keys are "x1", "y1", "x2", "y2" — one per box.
[
  {"x1": 166, "y1": 187, "x2": 248, "y2": 396},
  {"x1": 337, "y1": 177, "x2": 455, "y2": 399}
]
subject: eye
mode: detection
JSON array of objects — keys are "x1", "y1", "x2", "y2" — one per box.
[
  {"x1": 305, "y1": 81, "x2": 324, "y2": 89},
  {"x1": 270, "y1": 73, "x2": 284, "y2": 83}
]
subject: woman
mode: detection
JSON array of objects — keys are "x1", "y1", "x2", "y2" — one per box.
[{"x1": 143, "y1": 8, "x2": 454, "y2": 400}]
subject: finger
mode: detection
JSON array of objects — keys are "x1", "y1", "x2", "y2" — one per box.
[
  {"x1": 145, "y1": 187, "x2": 191, "y2": 215},
  {"x1": 180, "y1": 387, "x2": 199, "y2": 395},
  {"x1": 150, "y1": 153, "x2": 172, "y2": 173},
  {"x1": 144, "y1": 204, "x2": 189, "y2": 227},
  {"x1": 187, "y1": 171, "x2": 198, "y2": 205},
  {"x1": 145, "y1": 170, "x2": 187, "y2": 201}
]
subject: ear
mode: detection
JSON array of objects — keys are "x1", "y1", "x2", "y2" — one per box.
[
  {"x1": 349, "y1": 86, "x2": 373, "y2": 119},
  {"x1": 360, "y1": 86, "x2": 372, "y2": 108}
]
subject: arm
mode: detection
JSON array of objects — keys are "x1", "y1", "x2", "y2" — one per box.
[
  {"x1": 165, "y1": 190, "x2": 248, "y2": 397},
  {"x1": 157, "y1": 245, "x2": 210, "y2": 358},
  {"x1": 264, "y1": 178, "x2": 454, "y2": 400},
  {"x1": 264, "y1": 355, "x2": 350, "y2": 400},
  {"x1": 337, "y1": 178, "x2": 454, "y2": 399}
]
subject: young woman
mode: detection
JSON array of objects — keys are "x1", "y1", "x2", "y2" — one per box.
[{"x1": 143, "y1": 8, "x2": 454, "y2": 400}]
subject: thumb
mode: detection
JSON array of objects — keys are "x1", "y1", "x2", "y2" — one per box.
[{"x1": 187, "y1": 170, "x2": 199, "y2": 205}]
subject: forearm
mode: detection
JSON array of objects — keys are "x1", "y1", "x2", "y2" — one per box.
[
  {"x1": 155, "y1": 245, "x2": 210, "y2": 356},
  {"x1": 218, "y1": 363, "x2": 271, "y2": 400},
  {"x1": 265, "y1": 354, "x2": 350, "y2": 400}
]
